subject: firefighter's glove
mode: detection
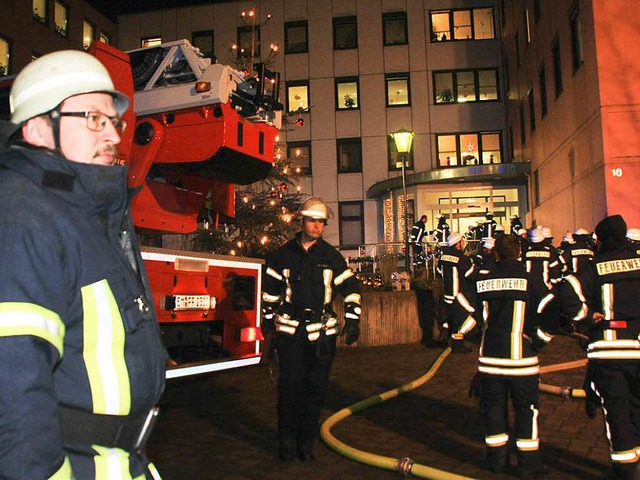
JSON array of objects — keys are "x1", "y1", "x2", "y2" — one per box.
[
  {"x1": 261, "y1": 307, "x2": 276, "y2": 337},
  {"x1": 341, "y1": 319, "x2": 360, "y2": 345},
  {"x1": 468, "y1": 372, "x2": 482, "y2": 399},
  {"x1": 530, "y1": 334, "x2": 548, "y2": 353}
]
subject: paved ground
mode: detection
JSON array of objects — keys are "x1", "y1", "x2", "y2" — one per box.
[{"x1": 146, "y1": 334, "x2": 613, "y2": 479}]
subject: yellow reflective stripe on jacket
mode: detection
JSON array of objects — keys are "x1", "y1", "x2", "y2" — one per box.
[
  {"x1": 49, "y1": 457, "x2": 75, "y2": 480},
  {"x1": 92, "y1": 445, "x2": 142, "y2": 480},
  {"x1": 147, "y1": 462, "x2": 163, "y2": 480},
  {"x1": 81, "y1": 280, "x2": 131, "y2": 416},
  {"x1": 0, "y1": 302, "x2": 65, "y2": 356}
]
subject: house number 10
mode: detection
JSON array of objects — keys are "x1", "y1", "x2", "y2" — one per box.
[{"x1": 611, "y1": 168, "x2": 623, "y2": 177}]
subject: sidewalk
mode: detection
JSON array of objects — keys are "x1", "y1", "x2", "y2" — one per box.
[{"x1": 147, "y1": 334, "x2": 610, "y2": 479}]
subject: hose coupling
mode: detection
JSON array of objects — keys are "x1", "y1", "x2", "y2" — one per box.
[{"x1": 397, "y1": 456, "x2": 414, "y2": 476}]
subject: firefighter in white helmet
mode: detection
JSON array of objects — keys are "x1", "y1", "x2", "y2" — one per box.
[
  {"x1": 0, "y1": 50, "x2": 165, "y2": 479},
  {"x1": 262, "y1": 196, "x2": 361, "y2": 462}
]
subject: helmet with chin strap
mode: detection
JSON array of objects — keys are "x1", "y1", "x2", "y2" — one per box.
[{"x1": 298, "y1": 197, "x2": 334, "y2": 222}]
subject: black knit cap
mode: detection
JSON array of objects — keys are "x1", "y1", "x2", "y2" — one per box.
[{"x1": 595, "y1": 214, "x2": 627, "y2": 244}]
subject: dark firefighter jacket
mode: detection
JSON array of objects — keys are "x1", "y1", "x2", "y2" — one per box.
[
  {"x1": 0, "y1": 146, "x2": 166, "y2": 479},
  {"x1": 559, "y1": 246, "x2": 640, "y2": 361},
  {"x1": 559, "y1": 239, "x2": 594, "y2": 275},
  {"x1": 476, "y1": 259, "x2": 540, "y2": 376},
  {"x1": 262, "y1": 233, "x2": 361, "y2": 341}
]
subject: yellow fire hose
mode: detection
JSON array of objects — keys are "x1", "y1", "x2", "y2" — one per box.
[{"x1": 321, "y1": 349, "x2": 590, "y2": 478}]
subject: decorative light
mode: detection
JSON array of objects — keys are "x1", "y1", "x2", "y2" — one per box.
[
  {"x1": 260, "y1": 236, "x2": 269, "y2": 245},
  {"x1": 230, "y1": 249, "x2": 237, "y2": 256},
  {"x1": 269, "y1": 199, "x2": 276, "y2": 206},
  {"x1": 242, "y1": 196, "x2": 249, "y2": 203},
  {"x1": 296, "y1": 117, "x2": 304, "y2": 127},
  {"x1": 295, "y1": 167, "x2": 301, "y2": 173},
  {"x1": 237, "y1": 241, "x2": 243, "y2": 248}
]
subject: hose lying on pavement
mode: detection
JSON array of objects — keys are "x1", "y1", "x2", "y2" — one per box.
[
  {"x1": 539, "y1": 358, "x2": 588, "y2": 398},
  {"x1": 320, "y1": 346, "x2": 478, "y2": 480}
]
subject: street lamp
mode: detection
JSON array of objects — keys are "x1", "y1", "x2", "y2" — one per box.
[{"x1": 390, "y1": 128, "x2": 415, "y2": 273}]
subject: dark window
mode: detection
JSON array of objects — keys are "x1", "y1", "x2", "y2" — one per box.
[
  {"x1": 192, "y1": 30, "x2": 214, "y2": 59},
  {"x1": 519, "y1": 102, "x2": 526, "y2": 145},
  {"x1": 335, "y1": 76, "x2": 359, "y2": 110},
  {"x1": 508, "y1": 125, "x2": 515, "y2": 160},
  {"x1": 515, "y1": 31, "x2": 521, "y2": 68},
  {"x1": 538, "y1": 63, "x2": 548, "y2": 117},
  {"x1": 434, "y1": 69, "x2": 499, "y2": 104},
  {"x1": 430, "y1": 7, "x2": 495, "y2": 42},
  {"x1": 500, "y1": 0, "x2": 506, "y2": 27},
  {"x1": 334, "y1": 16, "x2": 358, "y2": 50},
  {"x1": 383, "y1": 12, "x2": 408, "y2": 46},
  {"x1": 504, "y1": 56, "x2": 511, "y2": 94},
  {"x1": 436, "y1": 132, "x2": 502, "y2": 167},
  {"x1": 528, "y1": 89, "x2": 536, "y2": 133},
  {"x1": 286, "y1": 80, "x2": 309, "y2": 113},
  {"x1": 534, "y1": 0, "x2": 542, "y2": 22},
  {"x1": 534, "y1": 170, "x2": 540, "y2": 206},
  {"x1": 337, "y1": 138, "x2": 362, "y2": 173},
  {"x1": 569, "y1": 2, "x2": 584, "y2": 72},
  {"x1": 339, "y1": 201, "x2": 364, "y2": 247},
  {"x1": 552, "y1": 35, "x2": 563, "y2": 98},
  {"x1": 388, "y1": 136, "x2": 415, "y2": 171},
  {"x1": 285, "y1": 20, "x2": 308, "y2": 54},
  {"x1": 287, "y1": 141, "x2": 312, "y2": 175},
  {"x1": 237, "y1": 25, "x2": 260, "y2": 58},
  {"x1": 385, "y1": 72, "x2": 410, "y2": 106}
]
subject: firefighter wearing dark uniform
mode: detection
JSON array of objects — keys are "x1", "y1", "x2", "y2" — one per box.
[
  {"x1": 559, "y1": 215, "x2": 640, "y2": 480},
  {"x1": 433, "y1": 214, "x2": 450, "y2": 248},
  {"x1": 410, "y1": 214, "x2": 428, "y2": 258},
  {"x1": 560, "y1": 228, "x2": 594, "y2": 275},
  {"x1": 0, "y1": 51, "x2": 166, "y2": 479},
  {"x1": 437, "y1": 232, "x2": 479, "y2": 352},
  {"x1": 474, "y1": 236, "x2": 497, "y2": 269},
  {"x1": 510, "y1": 215, "x2": 524, "y2": 236},
  {"x1": 475, "y1": 234, "x2": 545, "y2": 478},
  {"x1": 262, "y1": 197, "x2": 361, "y2": 462},
  {"x1": 480, "y1": 212, "x2": 498, "y2": 239}
]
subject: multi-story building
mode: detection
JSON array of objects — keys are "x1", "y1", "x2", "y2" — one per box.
[
  {"x1": 2, "y1": 0, "x2": 536, "y2": 250},
  {"x1": 501, "y1": 0, "x2": 640, "y2": 234}
]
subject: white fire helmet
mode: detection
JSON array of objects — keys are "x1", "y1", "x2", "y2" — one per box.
[
  {"x1": 9, "y1": 50, "x2": 129, "y2": 128},
  {"x1": 298, "y1": 197, "x2": 334, "y2": 221}
]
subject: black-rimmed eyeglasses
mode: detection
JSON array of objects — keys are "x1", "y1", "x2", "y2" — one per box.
[{"x1": 56, "y1": 111, "x2": 126, "y2": 133}]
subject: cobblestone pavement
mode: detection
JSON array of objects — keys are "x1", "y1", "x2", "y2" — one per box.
[{"x1": 147, "y1": 334, "x2": 613, "y2": 479}]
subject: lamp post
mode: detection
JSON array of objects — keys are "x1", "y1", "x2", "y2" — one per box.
[{"x1": 390, "y1": 128, "x2": 415, "y2": 274}]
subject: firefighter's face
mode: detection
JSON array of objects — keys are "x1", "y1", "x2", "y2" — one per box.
[
  {"x1": 302, "y1": 217, "x2": 325, "y2": 241},
  {"x1": 57, "y1": 93, "x2": 122, "y2": 166}
]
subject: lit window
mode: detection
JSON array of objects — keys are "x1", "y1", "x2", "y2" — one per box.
[
  {"x1": 83, "y1": 20, "x2": 95, "y2": 50},
  {"x1": 339, "y1": 202, "x2": 364, "y2": 247},
  {"x1": 456, "y1": 71, "x2": 476, "y2": 102},
  {"x1": 478, "y1": 70, "x2": 498, "y2": 100},
  {"x1": 192, "y1": 30, "x2": 214, "y2": 59},
  {"x1": 287, "y1": 142, "x2": 312, "y2": 175},
  {"x1": 386, "y1": 73, "x2": 410, "y2": 106},
  {"x1": 33, "y1": 0, "x2": 46, "y2": 23},
  {"x1": 436, "y1": 132, "x2": 502, "y2": 167},
  {"x1": 285, "y1": 21, "x2": 308, "y2": 54},
  {"x1": 286, "y1": 81, "x2": 309, "y2": 113},
  {"x1": 388, "y1": 136, "x2": 414, "y2": 171},
  {"x1": 237, "y1": 25, "x2": 260, "y2": 58},
  {"x1": 337, "y1": 138, "x2": 362, "y2": 173},
  {"x1": 334, "y1": 16, "x2": 358, "y2": 50},
  {"x1": 431, "y1": 8, "x2": 495, "y2": 42},
  {"x1": 336, "y1": 77, "x2": 359, "y2": 110},
  {"x1": 383, "y1": 12, "x2": 407, "y2": 46},
  {"x1": 141, "y1": 37, "x2": 162, "y2": 48},
  {"x1": 0, "y1": 36, "x2": 10, "y2": 76},
  {"x1": 434, "y1": 69, "x2": 498, "y2": 104},
  {"x1": 54, "y1": 1, "x2": 68, "y2": 37}
]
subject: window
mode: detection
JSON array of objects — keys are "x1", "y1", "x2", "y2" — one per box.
[
  {"x1": 388, "y1": 136, "x2": 414, "y2": 171},
  {"x1": 552, "y1": 35, "x2": 563, "y2": 98},
  {"x1": 569, "y1": 2, "x2": 584, "y2": 72},
  {"x1": 433, "y1": 69, "x2": 498, "y2": 104},
  {"x1": 287, "y1": 141, "x2": 312, "y2": 175},
  {"x1": 430, "y1": 8, "x2": 495, "y2": 41},
  {"x1": 141, "y1": 37, "x2": 162, "y2": 48},
  {"x1": 515, "y1": 31, "x2": 521, "y2": 67},
  {"x1": 436, "y1": 132, "x2": 502, "y2": 167},
  {"x1": 499, "y1": 0, "x2": 506, "y2": 27},
  {"x1": 534, "y1": 170, "x2": 540, "y2": 206},
  {"x1": 339, "y1": 202, "x2": 364, "y2": 247},
  {"x1": 337, "y1": 138, "x2": 362, "y2": 173},
  {"x1": 0, "y1": 36, "x2": 11, "y2": 76},
  {"x1": 83, "y1": 20, "x2": 95, "y2": 50},
  {"x1": 335, "y1": 77, "x2": 359, "y2": 110},
  {"x1": 534, "y1": 0, "x2": 542, "y2": 22},
  {"x1": 237, "y1": 26, "x2": 260, "y2": 57},
  {"x1": 519, "y1": 102, "x2": 526, "y2": 145},
  {"x1": 385, "y1": 73, "x2": 410, "y2": 106},
  {"x1": 508, "y1": 125, "x2": 515, "y2": 160},
  {"x1": 33, "y1": 0, "x2": 47, "y2": 23},
  {"x1": 383, "y1": 12, "x2": 407, "y2": 46},
  {"x1": 99, "y1": 32, "x2": 111, "y2": 45},
  {"x1": 54, "y1": 1, "x2": 68, "y2": 37},
  {"x1": 538, "y1": 63, "x2": 548, "y2": 117},
  {"x1": 334, "y1": 16, "x2": 358, "y2": 50},
  {"x1": 285, "y1": 21, "x2": 308, "y2": 54},
  {"x1": 192, "y1": 30, "x2": 214, "y2": 59},
  {"x1": 528, "y1": 89, "x2": 536, "y2": 133},
  {"x1": 286, "y1": 80, "x2": 309, "y2": 113},
  {"x1": 523, "y1": 8, "x2": 531, "y2": 46},
  {"x1": 504, "y1": 56, "x2": 511, "y2": 94}
]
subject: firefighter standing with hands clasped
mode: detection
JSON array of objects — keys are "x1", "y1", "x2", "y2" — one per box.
[
  {"x1": 261, "y1": 197, "x2": 362, "y2": 462},
  {"x1": 0, "y1": 51, "x2": 166, "y2": 479}
]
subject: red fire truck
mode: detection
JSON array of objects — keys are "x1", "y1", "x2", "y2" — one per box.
[{"x1": 1, "y1": 40, "x2": 282, "y2": 379}]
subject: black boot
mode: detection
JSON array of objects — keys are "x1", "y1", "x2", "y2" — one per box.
[
  {"x1": 451, "y1": 338, "x2": 471, "y2": 353},
  {"x1": 278, "y1": 437, "x2": 296, "y2": 461},
  {"x1": 297, "y1": 437, "x2": 315, "y2": 461}
]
